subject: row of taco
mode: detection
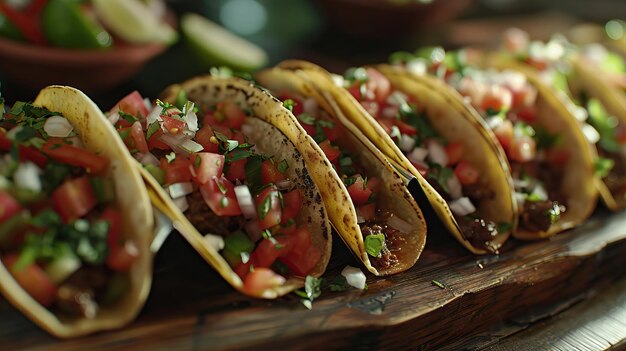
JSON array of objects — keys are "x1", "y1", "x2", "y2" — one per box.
[{"x1": 1, "y1": 30, "x2": 625, "y2": 338}]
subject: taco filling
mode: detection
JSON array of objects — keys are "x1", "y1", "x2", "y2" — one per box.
[
  {"x1": 107, "y1": 92, "x2": 321, "y2": 293},
  {"x1": 0, "y1": 102, "x2": 135, "y2": 319},
  {"x1": 279, "y1": 93, "x2": 411, "y2": 270},
  {"x1": 501, "y1": 31, "x2": 626, "y2": 205},
  {"x1": 340, "y1": 67, "x2": 505, "y2": 250}
]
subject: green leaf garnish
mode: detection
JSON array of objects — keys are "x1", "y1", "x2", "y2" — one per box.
[
  {"x1": 364, "y1": 233, "x2": 385, "y2": 258},
  {"x1": 146, "y1": 121, "x2": 160, "y2": 140},
  {"x1": 277, "y1": 159, "x2": 289, "y2": 174},
  {"x1": 594, "y1": 157, "x2": 615, "y2": 178}
]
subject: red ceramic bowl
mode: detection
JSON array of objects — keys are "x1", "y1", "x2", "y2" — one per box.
[{"x1": 0, "y1": 36, "x2": 170, "y2": 95}]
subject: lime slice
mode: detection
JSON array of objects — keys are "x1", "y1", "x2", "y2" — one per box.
[
  {"x1": 92, "y1": 0, "x2": 177, "y2": 45},
  {"x1": 181, "y1": 13, "x2": 268, "y2": 71},
  {"x1": 42, "y1": 0, "x2": 112, "y2": 49}
]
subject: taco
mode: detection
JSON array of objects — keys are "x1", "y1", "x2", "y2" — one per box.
[
  {"x1": 256, "y1": 62, "x2": 427, "y2": 275},
  {"x1": 105, "y1": 77, "x2": 332, "y2": 298},
  {"x1": 389, "y1": 47, "x2": 598, "y2": 239},
  {"x1": 495, "y1": 30, "x2": 626, "y2": 210},
  {"x1": 0, "y1": 86, "x2": 153, "y2": 338},
  {"x1": 280, "y1": 61, "x2": 516, "y2": 253}
]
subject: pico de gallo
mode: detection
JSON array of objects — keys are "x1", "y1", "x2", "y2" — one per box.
[
  {"x1": 0, "y1": 100, "x2": 136, "y2": 318},
  {"x1": 338, "y1": 67, "x2": 508, "y2": 250},
  {"x1": 390, "y1": 48, "x2": 568, "y2": 233},
  {"x1": 500, "y1": 30, "x2": 626, "y2": 205},
  {"x1": 106, "y1": 91, "x2": 321, "y2": 294},
  {"x1": 280, "y1": 92, "x2": 412, "y2": 270}
]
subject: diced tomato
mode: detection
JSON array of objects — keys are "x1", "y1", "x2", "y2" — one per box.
[
  {"x1": 411, "y1": 160, "x2": 429, "y2": 177},
  {"x1": 111, "y1": 91, "x2": 149, "y2": 120},
  {"x1": 256, "y1": 186, "x2": 282, "y2": 230},
  {"x1": 147, "y1": 130, "x2": 170, "y2": 150},
  {"x1": 347, "y1": 82, "x2": 364, "y2": 101},
  {"x1": 195, "y1": 125, "x2": 219, "y2": 153},
  {"x1": 319, "y1": 140, "x2": 340, "y2": 163},
  {"x1": 191, "y1": 152, "x2": 225, "y2": 185},
  {"x1": 395, "y1": 119, "x2": 417, "y2": 136},
  {"x1": 493, "y1": 120, "x2": 514, "y2": 152},
  {"x1": 296, "y1": 114, "x2": 316, "y2": 136},
  {"x1": 347, "y1": 176, "x2": 372, "y2": 206},
  {"x1": 281, "y1": 189, "x2": 302, "y2": 224},
  {"x1": 42, "y1": 140, "x2": 109, "y2": 174},
  {"x1": 234, "y1": 260, "x2": 252, "y2": 280},
  {"x1": 366, "y1": 68, "x2": 391, "y2": 105},
  {"x1": 0, "y1": 191, "x2": 22, "y2": 223},
  {"x1": 510, "y1": 86, "x2": 537, "y2": 110},
  {"x1": 161, "y1": 157, "x2": 192, "y2": 184},
  {"x1": 516, "y1": 105, "x2": 537, "y2": 123},
  {"x1": 230, "y1": 130, "x2": 246, "y2": 145},
  {"x1": 243, "y1": 267, "x2": 286, "y2": 295},
  {"x1": 280, "y1": 95, "x2": 304, "y2": 116},
  {"x1": 161, "y1": 115, "x2": 186, "y2": 134},
  {"x1": 261, "y1": 160, "x2": 285, "y2": 184},
  {"x1": 203, "y1": 111, "x2": 221, "y2": 128},
  {"x1": 617, "y1": 128, "x2": 626, "y2": 144},
  {"x1": 508, "y1": 135, "x2": 537, "y2": 163},
  {"x1": 199, "y1": 176, "x2": 242, "y2": 216},
  {"x1": 445, "y1": 141, "x2": 465, "y2": 166},
  {"x1": 18, "y1": 146, "x2": 48, "y2": 168},
  {"x1": 249, "y1": 238, "x2": 284, "y2": 268},
  {"x1": 225, "y1": 158, "x2": 246, "y2": 182},
  {"x1": 131, "y1": 121, "x2": 149, "y2": 154},
  {"x1": 454, "y1": 161, "x2": 480, "y2": 185},
  {"x1": 286, "y1": 227, "x2": 311, "y2": 254},
  {"x1": 360, "y1": 101, "x2": 380, "y2": 118},
  {"x1": 3, "y1": 254, "x2": 57, "y2": 307},
  {"x1": 524, "y1": 56, "x2": 548, "y2": 71},
  {"x1": 218, "y1": 101, "x2": 246, "y2": 130},
  {"x1": 0, "y1": 132, "x2": 11, "y2": 150},
  {"x1": 322, "y1": 123, "x2": 342, "y2": 142},
  {"x1": 281, "y1": 245, "x2": 321, "y2": 277},
  {"x1": 365, "y1": 177, "x2": 382, "y2": 193},
  {"x1": 101, "y1": 206, "x2": 122, "y2": 248},
  {"x1": 545, "y1": 148, "x2": 570, "y2": 166},
  {"x1": 107, "y1": 241, "x2": 139, "y2": 272},
  {"x1": 52, "y1": 176, "x2": 98, "y2": 222},
  {"x1": 481, "y1": 85, "x2": 512, "y2": 113},
  {"x1": 357, "y1": 203, "x2": 376, "y2": 222}
]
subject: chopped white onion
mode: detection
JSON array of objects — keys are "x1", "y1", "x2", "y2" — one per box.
[
  {"x1": 449, "y1": 197, "x2": 476, "y2": 216},
  {"x1": 45, "y1": 253, "x2": 81, "y2": 284},
  {"x1": 43, "y1": 116, "x2": 74, "y2": 137},
  {"x1": 386, "y1": 91, "x2": 409, "y2": 107},
  {"x1": 387, "y1": 214, "x2": 414, "y2": 233},
  {"x1": 341, "y1": 266, "x2": 366, "y2": 290},
  {"x1": 406, "y1": 59, "x2": 427, "y2": 76},
  {"x1": 143, "y1": 97, "x2": 152, "y2": 111},
  {"x1": 381, "y1": 106, "x2": 399, "y2": 119},
  {"x1": 303, "y1": 97, "x2": 318, "y2": 115},
  {"x1": 355, "y1": 209, "x2": 365, "y2": 224},
  {"x1": 486, "y1": 116, "x2": 503, "y2": 129},
  {"x1": 14, "y1": 162, "x2": 41, "y2": 192},
  {"x1": 408, "y1": 147, "x2": 428, "y2": 164},
  {"x1": 446, "y1": 174, "x2": 463, "y2": 199},
  {"x1": 275, "y1": 179, "x2": 294, "y2": 191},
  {"x1": 108, "y1": 111, "x2": 120, "y2": 125},
  {"x1": 179, "y1": 139, "x2": 204, "y2": 153},
  {"x1": 399, "y1": 134, "x2": 416, "y2": 152},
  {"x1": 184, "y1": 108, "x2": 199, "y2": 133},
  {"x1": 159, "y1": 133, "x2": 190, "y2": 155},
  {"x1": 172, "y1": 196, "x2": 189, "y2": 213},
  {"x1": 137, "y1": 152, "x2": 159, "y2": 166},
  {"x1": 581, "y1": 124, "x2": 600, "y2": 144},
  {"x1": 146, "y1": 105, "x2": 164, "y2": 125},
  {"x1": 204, "y1": 234, "x2": 225, "y2": 251},
  {"x1": 234, "y1": 185, "x2": 257, "y2": 219},
  {"x1": 168, "y1": 182, "x2": 194, "y2": 199},
  {"x1": 427, "y1": 139, "x2": 449, "y2": 166},
  {"x1": 572, "y1": 106, "x2": 588, "y2": 122},
  {"x1": 513, "y1": 178, "x2": 530, "y2": 191},
  {"x1": 331, "y1": 74, "x2": 345, "y2": 87}
]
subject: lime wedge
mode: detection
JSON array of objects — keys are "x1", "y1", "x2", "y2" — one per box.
[
  {"x1": 42, "y1": 0, "x2": 112, "y2": 49},
  {"x1": 181, "y1": 13, "x2": 268, "y2": 71},
  {"x1": 92, "y1": 0, "x2": 177, "y2": 45}
]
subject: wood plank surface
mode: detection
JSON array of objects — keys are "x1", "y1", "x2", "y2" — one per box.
[{"x1": 1, "y1": 208, "x2": 625, "y2": 350}]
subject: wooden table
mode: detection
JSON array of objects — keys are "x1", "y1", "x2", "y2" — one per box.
[{"x1": 2, "y1": 197, "x2": 626, "y2": 350}]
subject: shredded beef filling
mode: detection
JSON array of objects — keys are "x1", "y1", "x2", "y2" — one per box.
[
  {"x1": 455, "y1": 215, "x2": 499, "y2": 252},
  {"x1": 361, "y1": 216, "x2": 404, "y2": 271},
  {"x1": 185, "y1": 190, "x2": 244, "y2": 236},
  {"x1": 520, "y1": 200, "x2": 565, "y2": 232},
  {"x1": 600, "y1": 151, "x2": 626, "y2": 204}
]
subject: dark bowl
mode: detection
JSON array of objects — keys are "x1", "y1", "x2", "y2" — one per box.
[{"x1": 314, "y1": 0, "x2": 474, "y2": 39}]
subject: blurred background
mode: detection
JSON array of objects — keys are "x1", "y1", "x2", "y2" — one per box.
[{"x1": 0, "y1": 0, "x2": 624, "y2": 108}]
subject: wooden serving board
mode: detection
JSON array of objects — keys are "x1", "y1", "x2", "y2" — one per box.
[{"x1": 1, "y1": 198, "x2": 626, "y2": 350}]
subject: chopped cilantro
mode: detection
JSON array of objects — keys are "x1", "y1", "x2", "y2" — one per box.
[
  {"x1": 146, "y1": 121, "x2": 160, "y2": 140},
  {"x1": 594, "y1": 157, "x2": 615, "y2": 178},
  {"x1": 257, "y1": 194, "x2": 272, "y2": 220},
  {"x1": 295, "y1": 275, "x2": 323, "y2": 310},
  {"x1": 227, "y1": 148, "x2": 254, "y2": 163},
  {"x1": 214, "y1": 131, "x2": 239, "y2": 153},
  {"x1": 298, "y1": 112, "x2": 316, "y2": 125},
  {"x1": 364, "y1": 233, "x2": 385, "y2": 258},
  {"x1": 156, "y1": 99, "x2": 174, "y2": 110},
  {"x1": 194, "y1": 155, "x2": 202, "y2": 168},
  {"x1": 283, "y1": 99, "x2": 295, "y2": 112},
  {"x1": 317, "y1": 120, "x2": 334, "y2": 128},
  {"x1": 118, "y1": 111, "x2": 138, "y2": 124},
  {"x1": 244, "y1": 155, "x2": 264, "y2": 193},
  {"x1": 326, "y1": 275, "x2": 350, "y2": 292},
  {"x1": 174, "y1": 89, "x2": 188, "y2": 110},
  {"x1": 587, "y1": 98, "x2": 620, "y2": 153},
  {"x1": 431, "y1": 280, "x2": 446, "y2": 289},
  {"x1": 547, "y1": 204, "x2": 561, "y2": 224},
  {"x1": 220, "y1": 196, "x2": 228, "y2": 208},
  {"x1": 277, "y1": 159, "x2": 289, "y2": 174},
  {"x1": 427, "y1": 164, "x2": 454, "y2": 194},
  {"x1": 533, "y1": 127, "x2": 560, "y2": 150}
]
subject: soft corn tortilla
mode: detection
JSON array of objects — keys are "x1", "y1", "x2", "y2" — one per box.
[
  {"x1": 158, "y1": 76, "x2": 332, "y2": 297},
  {"x1": 257, "y1": 64, "x2": 427, "y2": 275},
  {"x1": 0, "y1": 86, "x2": 154, "y2": 338},
  {"x1": 282, "y1": 60, "x2": 516, "y2": 253}
]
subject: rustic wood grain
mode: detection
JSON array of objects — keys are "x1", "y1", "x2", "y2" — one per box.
[{"x1": 1, "y1": 209, "x2": 625, "y2": 350}]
